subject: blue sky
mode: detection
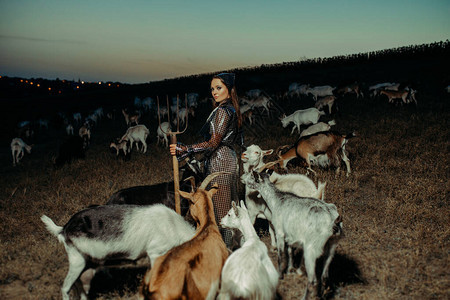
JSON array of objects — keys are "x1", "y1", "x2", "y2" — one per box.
[{"x1": 0, "y1": 0, "x2": 448, "y2": 84}]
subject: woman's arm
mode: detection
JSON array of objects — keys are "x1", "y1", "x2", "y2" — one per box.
[{"x1": 171, "y1": 107, "x2": 231, "y2": 160}]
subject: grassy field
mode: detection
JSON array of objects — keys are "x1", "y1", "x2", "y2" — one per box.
[{"x1": 0, "y1": 82, "x2": 449, "y2": 299}]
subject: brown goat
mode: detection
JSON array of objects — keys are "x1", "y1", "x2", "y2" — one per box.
[
  {"x1": 139, "y1": 172, "x2": 229, "y2": 300},
  {"x1": 276, "y1": 131, "x2": 356, "y2": 176}
]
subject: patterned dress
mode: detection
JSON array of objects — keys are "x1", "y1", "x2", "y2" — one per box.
[{"x1": 176, "y1": 99, "x2": 242, "y2": 247}]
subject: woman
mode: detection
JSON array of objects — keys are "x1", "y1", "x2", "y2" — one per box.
[{"x1": 170, "y1": 72, "x2": 243, "y2": 248}]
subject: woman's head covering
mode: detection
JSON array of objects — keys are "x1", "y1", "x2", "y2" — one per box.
[{"x1": 215, "y1": 73, "x2": 235, "y2": 90}]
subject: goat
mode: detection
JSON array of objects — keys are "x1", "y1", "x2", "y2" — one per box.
[
  {"x1": 41, "y1": 204, "x2": 195, "y2": 300},
  {"x1": 241, "y1": 95, "x2": 272, "y2": 116},
  {"x1": 379, "y1": 89, "x2": 409, "y2": 105},
  {"x1": 156, "y1": 121, "x2": 171, "y2": 147},
  {"x1": 243, "y1": 171, "x2": 343, "y2": 300},
  {"x1": 110, "y1": 139, "x2": 129, "y2": 157},
  {"x1": 105, "y1": 156, "x2": 204, "y2": 217},
  {"x1": 122, "y1": 109, "x2": 140, "y2": 127},
  {"x1": 241, "y1": 145, "x2": 326, "y2": 273},
  {"x1": 285, "y1": 83, "x2": 309, "y2": 98},
  {"x1": 305, "y1": 85, "x2": 335, "y2": 101},
  {"x1": 368, "y1": 82, "x2": 398, "y2": 98},
  {"x1": 140, "y1": 172, "x2": 229, "y2": 300},
  {"x1": 78, "y1": 124, "x2": 91, "y2": 148},
  {"x1": 300, "y1": 120, "x2": 336, "y2": 137},
  {"x1": 277, "y1": 131, "x2": 356, "y2": 176},
  {"x1": 315, "y1": 95, "x2": 337, "y2": 114},
  {"x1": 54, "y1": 136, "x2": 86, "y2": 167},
  {"x1": 246, "y1": 89, "x2": 263, "y2": 99},
  {"x1": 66, "y1": 124, "x2": 74, "y2": 136},
  {"x1": 218, "y1": 201, "x2": 279, "y2": 300},
  {"x1": 280, "y1": 108, "x2": 325, "y2": 135},
  {"x1": 11, "y1": 137, "x2": 32, "y2": 166},
  {"x1": 335, "y1": 82, "x2": 364, "y2": 98},
  {"x1": 119, "y1": 124, "x2": 149, "y2": 153}
]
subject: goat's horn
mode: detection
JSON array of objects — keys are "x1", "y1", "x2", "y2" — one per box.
[
  {"x1": 183, "y1": 175, "x2": 196, "y2": 192},
  {"x1": 256, "y1": 161, "x2": 278, "y2": 172},
  {"x1": 199, "y1": 171, "x2": 230, "y2": 190}
]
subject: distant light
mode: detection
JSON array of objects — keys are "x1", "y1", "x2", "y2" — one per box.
[
  {"x1": 59, "y1": 90, "x2": 62, "y2": 94},
  {"x1": 117, "y1": 84, "x2": 120, "y2": 87},
  {"x1": 108, "y1": 83, "x2": 111, "y2": 87},
  {"x1": 98, "y1": 81, "x2": 102, "y2": 85},
  {"x1": 20, "y1": 79, "x2": 24, "y2": 82},
  {"x1": 76, "y1": 86, "x2": 79, "y2": 89},
  {"x1": 25, "y1": 80, "x2": 28, "y2": 83},
  {"x1": 48, "y1": 87, "x2": 52, "y2": 91},
  {"x1": 37, "y1": 84, "x2": 40, "y2": 87},
  {"x1": 81, "y1": 81, "x2": 85, "y2": 84},
  {"x1": 30, "y1": 82, "x2": 33, "y2": 85}
]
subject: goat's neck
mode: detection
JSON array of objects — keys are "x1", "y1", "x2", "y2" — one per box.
[
  {"x1": 239, "y1": 217, "x2": 259, "y2": 242},
  {"x1": 256, "y1": 181, "x2": 278, "y2": 209},
  {"x1": 194, "y1": 198, "x2": 218, "y2": 232}
]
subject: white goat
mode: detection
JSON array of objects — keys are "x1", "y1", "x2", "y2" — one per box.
[
  {"x1": 218, "y1": 201, "x2": 279, "y2": 300},
  {"x1": 243, "y1": 171, "x2": 343, "y2": 300},
  {"x1": 300, "y1": 120, "x2": 336, "y2": 137},
  {"x1": 11, "y1": 137, "x2": 32, "y2": 166},
  {"x1": 242, "y1": 95, "x2": 272, "y2": 116},
  {"x1": 305, "y1": 85, "x2": 335, "y2": 101},
  {"x1": 41, "y1": 204, "x2": 195, "y2": 300},
  {"x1": 119, "y1": 124, "x2": 149, "y2": 153},
  {"x1": 156, "y1": 122, "x2": 171, "y2": 147},
  {"x1": 315, "y1": 95, "x2": 337, "y2": 114},
  {"x1": 280, "y1": 108, "x2": 325, "y2": 135},
  {"x1": 241, "y1": 145, "x2": 326, "y2": 274}
]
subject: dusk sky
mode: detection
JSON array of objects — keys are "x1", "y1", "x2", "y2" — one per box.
[{"x1": 1, "y1": 0, "x2": 449, "y2": 84}]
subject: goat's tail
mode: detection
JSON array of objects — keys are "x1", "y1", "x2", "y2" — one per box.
[
  {"x1": 345, "y1": 131, "x2": 357, "y2": 139},
  {"x1": 41, "y1": 215, "x2": 64, "y2": 241}
]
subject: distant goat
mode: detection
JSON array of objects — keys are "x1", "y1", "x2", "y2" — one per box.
[
  {"x1": 119, "y1": 124, "x2": 149, "y2": 153},
  {"x1": 41, "y1": 204, "x2": 195, "y2": 300},
  {"x1": 280, "y1": 108, "x2": 325, "y2": 135},
  {"x1": 218, "y1": 201, "x2": 279, "y2": 300},
  {"x1": 315, "y1": 95, "x2": 337, "y2": 114},
  {"x1": 300, "y1": 120, "x2": 336, "y2": 137},
  {"x1": 140, "y1": 172, "x2": 229, "y2": 300},
  {"x1": 66, "y1": 124, "x2": 74, "y2": 135},
  {"x1": 122, "y1": 109, "x2": 140, "y2": 127},
  {"x1": 11, "y1": 137, "x2": 32, "y2": 166},
  {"x1": 305, "y1": 85, "x2": 335, "y2": 101},
  {"x1": 156, "y1": 122, "x2": 171, "y2": 147},
  {"x1": 110, "y1": 139, "x2": 129, "y2": 157}
]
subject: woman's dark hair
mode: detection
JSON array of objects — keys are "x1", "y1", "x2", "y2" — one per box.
[{"x1": 212, "y1": 75, "x2": 242, "y2": 128}]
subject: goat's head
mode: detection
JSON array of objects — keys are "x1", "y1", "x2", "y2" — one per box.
[
  {"x1": 220, "y1": 200, "x2": 248, "y2": 229},
  {"x1": 179, "y1": 172, "x2": 228, "y2": 224},
  {"x1": 241, "y1": 145, "x2": 273, "y2": 167},
  {"x1": 279, "y1": 114, "x2": 289, "y2": 127}
]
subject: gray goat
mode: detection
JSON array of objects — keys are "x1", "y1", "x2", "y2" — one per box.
[{"x1": 243, "y1": 171, "x2": 343, "y2": 300}]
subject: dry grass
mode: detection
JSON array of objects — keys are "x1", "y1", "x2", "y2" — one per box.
[{"x1": 0, "y1": 91, "x2": 449, "y2": 299}]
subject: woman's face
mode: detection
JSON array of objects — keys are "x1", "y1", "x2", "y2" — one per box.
[{"x1": 210, "y1": 78, "x2": 230, "y2": 103}]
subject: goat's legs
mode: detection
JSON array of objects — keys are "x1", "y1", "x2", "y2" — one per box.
[{"x1": 62, "y1": 247, "x2": 87, "y2": 300}]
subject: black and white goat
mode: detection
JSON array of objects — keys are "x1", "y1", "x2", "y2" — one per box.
[
  {"x1": 41, "y1": 204, "x2": 195, "y2": 300},
  {"x1": 218, "y1": 201, "x2": 279, "y2": 300},
  {"x1": 243, "y1": 171, "x2": 343, "y2": 300}
]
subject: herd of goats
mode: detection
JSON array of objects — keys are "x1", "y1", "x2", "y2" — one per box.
[{"x1": 9, "y1": 80, "x2": 427, "y2": 299}]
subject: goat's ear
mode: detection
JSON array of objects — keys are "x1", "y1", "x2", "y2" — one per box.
[
  {"x1": 240, "y1": 200, "x2": 247, "y2": 212},
  {"x1": 208, "y1": 183, "x2": 219, "y2": 197},
  {"x1": 263, "y1": 149, "x2": 273, "y2": 156},
  {"x1": 178, "y1": 190, "x2": 193, "y2": 201},
  {"x1": 232, "y1": 201, "x2": 239, "y2": 217}
]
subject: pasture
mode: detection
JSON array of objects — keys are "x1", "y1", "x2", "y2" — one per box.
[{"x1": 0, "y1": 76, "x2": 449, "y2": 299}]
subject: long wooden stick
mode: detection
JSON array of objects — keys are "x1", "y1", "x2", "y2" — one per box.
[{"x1": 170, "y1": 134, "x2": 181, "y2": 215}]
